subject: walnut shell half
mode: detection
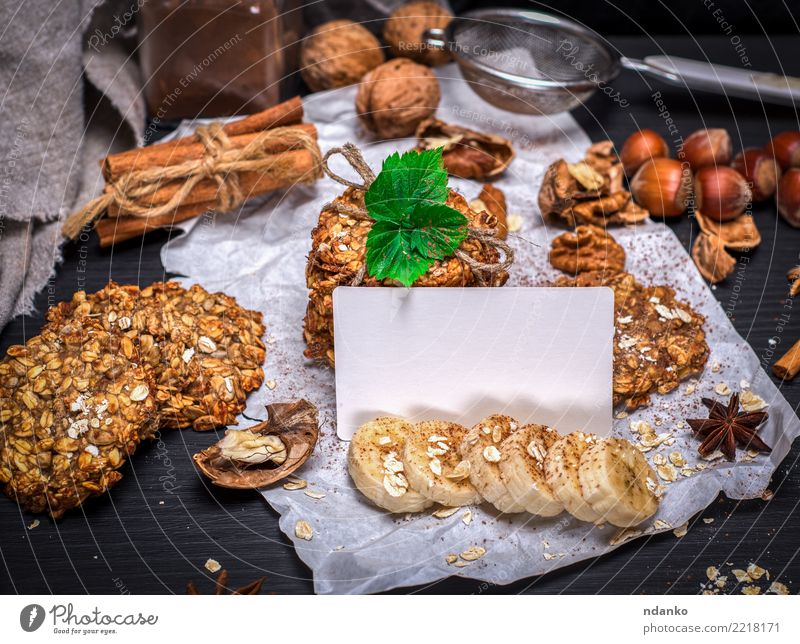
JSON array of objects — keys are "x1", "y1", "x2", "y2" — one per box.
[
  {"x1": 416, "y1": 118, "x2": 515, "y2": 180},
  {"x1": 301, "y1": 20, "x2": 385, "y2": 92},
  {"x1": 356, "y1": 58, "x2": 441, "y2": 139},
  {"x1": 193, "y1": 400, "x2": 319, "y2": 489},
  {"x1": 383, "y1": 1, "x2": 453, "y2": 67}
]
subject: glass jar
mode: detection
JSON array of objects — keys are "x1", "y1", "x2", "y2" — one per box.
[{"x1": 138, "y1": 0, "x2": 303, "y2": 120}]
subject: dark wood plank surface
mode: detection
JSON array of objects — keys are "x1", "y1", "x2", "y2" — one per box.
[{"x1": 2, "y1": 35, "x2": 800, "y2": 595}]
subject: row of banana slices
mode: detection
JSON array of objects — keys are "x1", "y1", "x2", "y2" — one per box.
[{"x1": 347, "y1": 414, "x2": 661, "y2": 528}]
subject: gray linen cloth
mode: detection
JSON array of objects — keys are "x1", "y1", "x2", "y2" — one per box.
[{"x1": 0, "y1": 0, "x2": 143, "y2": 330}]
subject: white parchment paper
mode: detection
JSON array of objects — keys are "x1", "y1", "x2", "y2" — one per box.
[{"x1": 160, "y1": 67, "x2": 800, "y2": 594}]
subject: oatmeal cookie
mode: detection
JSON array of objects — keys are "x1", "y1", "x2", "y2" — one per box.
[
  {"x1": 549, "y1": 224, "x2": 626, "y2": 276},
  {"x1": 0, "y1": 319, "x2": 158, "y2": 517},
  {"x1": 47, "y1": 282, "x2": 266, "y2": 431},
  {"x1": 558, "y1": 271, "x2": 708, "y2": 409},
  {"x1": 304, "y1": 187, "x2": 507, "y2": 365}
]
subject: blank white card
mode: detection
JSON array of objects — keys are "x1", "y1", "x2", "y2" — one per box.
[{"x1": 332, "y1": 287, "x2": 614, "y2": 440}]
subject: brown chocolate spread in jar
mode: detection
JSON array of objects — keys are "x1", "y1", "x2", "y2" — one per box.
[{"x1": 138, "y1": 0, "x2": 302, "y2": 120}]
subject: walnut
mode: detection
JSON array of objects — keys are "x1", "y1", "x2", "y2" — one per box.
[
  {"x1": 549, "y1": 225, "x2": 626, "y2": 276},
  {"x1": 470, "y1": 184, "x2": 508, "y2": 239},
  {"x1": 383, "y1": 1, "x2": 454, "y2": 67},
  {"x1": 538, "y1": 153, "x2": 649, "y2": 228},
  {"x1": 193, "y1": 400, "x2": 319, "y2": 489},
  {"x1": 300, "y1": 20, "x2": 384, "y2": 92},
  {"x1": 691, "y1": 232, "x2": 736, "y2": 284},
  {"x1": 416, "y1": 118, "x2": 515, "y2": 180},
  {"x1": 356, "y1": 58, "x2": 441, "y2": 138}
]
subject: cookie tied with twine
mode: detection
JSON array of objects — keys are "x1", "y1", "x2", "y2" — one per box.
[
  {"x1": 320, "y1": 143, "x2": 514, "y2": 286},
  {"x1": 61, "y1": 97, "x2": 322, "y2": 242}
]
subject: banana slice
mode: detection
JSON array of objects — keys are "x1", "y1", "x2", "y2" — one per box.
[
  {"x1": 404, "y1": 420, "x2": 482, "y2": 507},
  {"x1": 498, "y1": 424, "x2": 564, "y2": 517},
  {"x1": 578, "y1": 437, "x2": 660, "y2": 527},
  {"x1": 544, "y1": 431, "x2": 604, "y2": 523},
  {"x1": 460, "y1": 415, "x2": 525, "y2": 514},
  {"x1": 348, "y1": 417, "x2": 433, "y2": 513}
]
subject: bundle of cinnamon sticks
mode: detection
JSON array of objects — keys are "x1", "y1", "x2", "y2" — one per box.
[{"x1": 71, "y1": 97, "x2": 320, "y2": 246}]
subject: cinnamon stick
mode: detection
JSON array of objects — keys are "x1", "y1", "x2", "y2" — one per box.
[
  {"x1": 95, "y1": 201, "x2": 214, "y2": 246},
  {"x1": 104, "y1": 122, "x2": 315, "y2": 180},
  {"x1": 102, "y1": 96, "x2": 304, "y2": 180},
  {"x1": 105, "y1": 148, "x2": 317, "y2": 216},
  {"x1": 773, "y1": 339, "x2": 800, "y2": 380}
]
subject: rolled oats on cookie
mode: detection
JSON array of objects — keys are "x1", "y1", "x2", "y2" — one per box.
[
  {"x1": 558, "y1": 271, "x2": 708, "y2": 409},
  {"x1": 47, "y1": 281, "x2": 266, "y2": 431},
  {"x1": 0, "y1": 319, "x2": 158, "y2": 517}
]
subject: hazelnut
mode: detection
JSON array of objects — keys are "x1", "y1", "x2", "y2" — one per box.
[
  {"x1": 768, "y1": 131, "x2": 800, "y2": 170},
  {"x1": 694, "y1": 166, "x2": 752, "y2": 222},
  {"x1": 777, "y1": 168, "x2": 800, "y2": 227},
  {"x1": 619, "y1": 129, "x2": 669, "y2": 176},
  {"x1": 384, "y1": 1, "x2": 453, "y2": 67},
  {"x1": 680, "y1": 128, "x2": 732, "y2": 170},
  {"x1": 356, "y1": 58, "x2": 441, "y2": 139},
  {"x1": 731, "y1": 148, "x2": 781, "y2": 201},
  {"x1": 300, "y1": 20, "x2": 384, "y2": 92},
  {"x1": 630, "y1": 158, "x2": 692, "y2": 217}
]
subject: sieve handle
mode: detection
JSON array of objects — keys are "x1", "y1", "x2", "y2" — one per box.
[
  {"x1": 422, "y1": 28, "x2": 447, "y2": 51},
  {"x1": 623, "y1": 55, "x2": 800, "y2": 106}
]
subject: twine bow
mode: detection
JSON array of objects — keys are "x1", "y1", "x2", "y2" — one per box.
[
  {"x1": 320, "y1": 143, "x2": 514, "y2": 286},
  {"x1": 62, "y1": 124, "x2": 322, "y2": 239}
]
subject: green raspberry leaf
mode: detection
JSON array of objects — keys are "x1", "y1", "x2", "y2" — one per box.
[
  {"x1": 365, "y1": 220, "x2": 432, "y2": 287},
  {"x1": 365, "y1": 148, "x2": 448, "y2": 222},
  {"x1": 408, "y1": 203, "x2": 468, "y2": 260}
]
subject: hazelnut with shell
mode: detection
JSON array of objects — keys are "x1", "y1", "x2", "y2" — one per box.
[
  {"x1": 300, "y1": 20, "x2": 385, "y2": 92},
  {"x1": 383, "y1": 1, "x2": 454, "y2": 67},
  {"x1": 356, "y1": 58, "x2": 441, "y2": 139}
]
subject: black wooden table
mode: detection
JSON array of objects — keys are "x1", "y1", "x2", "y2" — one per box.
[{"x1": 2, "y1": 35, "x2": 800, "y2": 595}]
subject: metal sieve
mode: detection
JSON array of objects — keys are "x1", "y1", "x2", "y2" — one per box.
[{"x1": 425, "y1": 8, "x2": 800, "y2": 114}]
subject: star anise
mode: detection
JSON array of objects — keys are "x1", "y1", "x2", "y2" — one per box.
[
  {"x1": 686, "y1": 393, "x2": 770, "y2": 461},
  {"x1": 186, "y1": 569, "x2": 266, "y2": 595}
]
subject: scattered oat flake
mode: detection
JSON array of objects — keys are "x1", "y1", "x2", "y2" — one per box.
[
  {"x1": 27, "y1": 520, "x2": 40, "y2": 530},
  {"x1": 652, "y1": 519, "x2": 672, "y2": 530},
  {"x1": 615, "y1": 411, "x2": 628, "y2": 419},
  {"x1": 445, "y1": 554, "x2": 458, "y2": 564},
  {"x1": 204, "y1": 558, "x2": 222, "y2": 573},
  {"x1": 768, "y1": 581, "x2": 790, "y2": 595},
  {"x1": 703, "y1": 517, "x2": 714, "y2": 524},
  {"x1": 304, "y1": 490, "x2": 326, "y2": 500},
  {"x1": 673, "y1": 522, "x2": 688, "y2": 538},
  {"x1": 732, "y1": 569, "x2": 751, "y2": 583},
  {"x1": 706, "y1": 566, "x2": 719, "y2": 581},
  {"x1": 432, "y1": 506, "x2": 460, "y2": 518},
  {"x1": 715, "y1": 576, "x2": 728, "y2": 589},
  {"x1": 740, "y1": 390, "x2": 767, "y2": 412},
  {"x1": 761, "y1": 489, "x2": 774, "y2": 501},
  {"x1": 462, "y1": 510, "x2": 472, "y2": 525},
  {"x1": 460, "y1": 545, "x2": 486, "y2": 561},
  {"x1": 295, "y1": 520, "x2": 313, "y2": 541},
  {"x1": 742, "y1": 585, "x2": 761, "y2": 595},
  {"x1": 714, "y1": 382, "x2": 731, "y2": 396},
  {"x1": 747, "y1": 563, "x2": 767, "y2": 580},
  {"x1": 506, "y1": 214, "x2": 523, "y2": 232},
  {"x1": 265, "y1": 379, "x2": 277, "y2": 390},
  {"x1": 454, "y1": 561, "x2": 471, "y2": 568},
  {"x1": 669, "y1": 451, "x2": 687, "y2": 467},
  {"x1": 543, "y1": 552, "x2": 557, "y2": 560},
  {"x1": 711, "y1": 361, "x2": 721, "y2": 373},
  {"x1": 283, "y1": 477, "x2": 307, "y2": 491},
  {"x1": 657, "y1": 463, "x2": 677, "y2": 482}
]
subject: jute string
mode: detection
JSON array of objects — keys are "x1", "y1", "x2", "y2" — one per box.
[
  {"x1": 62, "y1": 124, "x2": 322, "y2": 239},
  {"x1": 321, "y1": 144, "x2": 514, "y2": 286}
]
